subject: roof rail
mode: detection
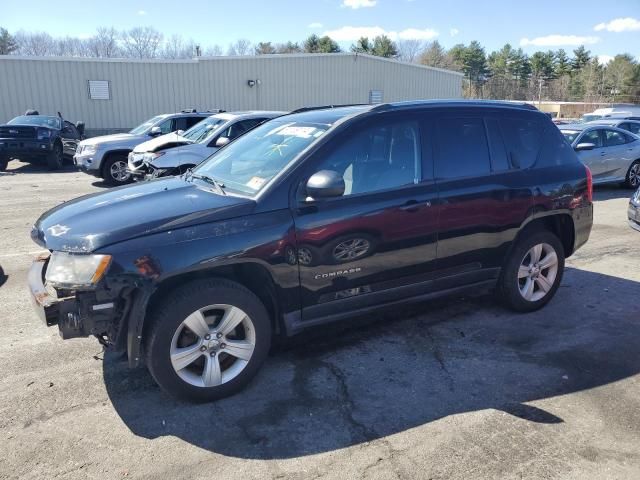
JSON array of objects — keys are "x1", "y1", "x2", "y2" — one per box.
[
  {"x1": 181, "y1": 108, "x2": 197, "y2": 113},
  {"x1": 289, "y1": 104, "x2": 369, "y2": 114}
]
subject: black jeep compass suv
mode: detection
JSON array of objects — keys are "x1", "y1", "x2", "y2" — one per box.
[{"x1": 28, "y1": 101, "x2": 593, "y2": 401}]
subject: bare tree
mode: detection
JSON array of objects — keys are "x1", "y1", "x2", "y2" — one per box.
[
  {"x1": 121, "y1": 27, "x2": 163, "y2": 59},
  {"x1": 227, "y1": 38, "x2": 252, "y2": 56},
  {"x1": 396, "y1": 39, "x2": 423, "y2": 63},
  {"x1": 14, "y1": 31, "x2": 55, "y2": 56},
  {"x1": 163, "y1": 34, "x2": 195, "y2": 59},
  {"x1": 204, "y1": 44, "x2": 223, "y2": 56},
  {"x1": 54, "y1": 36, "x2": 91, "y2": 57},
  {"x1": 87, "y1": 27, "x2": 120, "y2": 58}
]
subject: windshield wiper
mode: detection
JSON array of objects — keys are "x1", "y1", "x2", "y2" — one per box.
[{"x1": 185, "y1": 169, "x2": 226, "y2": 195}]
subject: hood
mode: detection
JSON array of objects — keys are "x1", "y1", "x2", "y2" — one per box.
[
  {"x1": 133, "y1": 132, "x2": 190, "y2": 153},
  {"x1": 80, "y1": 133, "x2": 145, "y2": 149},
  {"x1": 31, "y1": 177, "x2": 255, "y2": 252},
  {"x1": 150, "y1": 143, "x2": 215, "y2": 168}
]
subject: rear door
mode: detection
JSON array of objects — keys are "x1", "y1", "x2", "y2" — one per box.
[
  {"x1": 291, "y1": 113, "x2": 439, "y2": 321},
  {"x1": 434, "y1": 109, "x2": 536, "y2": 282},
  {"x1": 601, "y1": 129, "x2": 637, "y2": 180}
]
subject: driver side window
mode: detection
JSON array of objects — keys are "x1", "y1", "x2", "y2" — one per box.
[
  {"x1": 313, "y1": 120, "x2": 421, "y2": 197},
  {"x1": 157, "y1": 119, "x2": 174, "y2": 134}
]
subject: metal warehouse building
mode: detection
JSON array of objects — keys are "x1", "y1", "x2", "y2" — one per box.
[{"x1": 0, "y1": 53, "x2": 463, "y2": 135}]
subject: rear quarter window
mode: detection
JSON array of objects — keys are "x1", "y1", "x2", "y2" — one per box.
[
  {"x1": 499, "y1": 116, "x2": 544, "y2": 169},
  {"x1": 537, "y1": 124, "x2": 580, "y2": 167}
]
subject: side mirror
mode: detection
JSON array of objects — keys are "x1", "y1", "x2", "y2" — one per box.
[
  {"x1": 215, "y1": 137, "x2": 230, "y2": 148},
  {"x1": 149, "y1": 126, "x2": 162, "y2": 136},
  {"x1": 75, "y1": 121, "x2": 85, "y2": 136},
  {"x1": 575, "y1": 142, "x2": 596, "y2": 151},
  {"x1": 305, "y1": 170, "x2": 345, "y2": 199},
  {"x1": 176, "y1": 129, "x2": 184, "y2": 136}
]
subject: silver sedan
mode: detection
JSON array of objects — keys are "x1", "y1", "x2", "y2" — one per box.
[{"x1": 560, "y1": 124, "x2": 640, "y2": 188}]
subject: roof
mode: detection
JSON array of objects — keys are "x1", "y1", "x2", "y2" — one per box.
[
  {"x1": 587, "y1": 119, "x2": 640, "y2": 126},
  {"x1": 281, "y1": 99, "x2": 541, "y2": 126},
  {"x1": 213, "y1": 111, "x2": 286, "y2": 120},
  {"x1": 0, "y1": 52, "x2": 464, "y2": 77}
]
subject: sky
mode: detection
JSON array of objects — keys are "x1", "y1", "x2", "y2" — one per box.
[{"x1": 2, "y1": 0, "x2": 640, "y2": 61}]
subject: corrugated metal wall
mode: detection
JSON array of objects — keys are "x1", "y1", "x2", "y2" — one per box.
[{"x1": 0, "y1": 53, "x2": 463, "y2": 132}]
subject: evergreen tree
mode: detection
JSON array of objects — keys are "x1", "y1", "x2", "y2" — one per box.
[
  {"x1": 371, "y1": 35, "x2": 398, "y2": 58},
  {"x1": 0, "y1": 27, "x2": 17, "y2": 55}
]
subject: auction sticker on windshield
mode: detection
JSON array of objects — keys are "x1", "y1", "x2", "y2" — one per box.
[
  {"x1": 246, "y1": 176, "x2": 267, "y2": 190},
  {"x1": 278, "y1": 126, "x2": 320, "y2": 138}
]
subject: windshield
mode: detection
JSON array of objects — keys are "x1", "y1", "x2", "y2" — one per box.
[
  {"x1": 561, "y1": 130, "x2": 581, "y2": 144},
  {"x1": 182, "y1": 117, "x2": 227, "y2": 143},
  {"x1": 194, "y1": 120, "x2": 329, "y2": 196},
  {"x1": 582, "y1": 114, "x2": 602, "y2": 123},
  {"x1": 8, "y1": 116, "x2": 61, "y2": 129},
  {"x1": 129, "y1": 115, "x2": 166, "y2": 135}
]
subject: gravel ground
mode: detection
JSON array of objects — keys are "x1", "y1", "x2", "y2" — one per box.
[{"x1": 0, "y1": 160, "x2": 638, "y2": 480}]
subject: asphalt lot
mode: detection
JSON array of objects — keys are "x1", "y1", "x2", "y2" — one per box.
[{"x1": 0, "y1": 159, "x2": 639, "y2": 480}]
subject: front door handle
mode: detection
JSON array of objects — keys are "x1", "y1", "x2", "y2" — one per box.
[{"x1": 400, "y1": 200, "x2": 432, "y2": 212}]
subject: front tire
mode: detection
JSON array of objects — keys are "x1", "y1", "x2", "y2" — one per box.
[
  {"x1": 624, "y1": 160, "x2": 640, "y2": 189},
  {"x1": 47, "y1": 143, "x2": 63, "y2": 170},
  {"x1": 145, "y1": 278, "x2": 271, "y2": 402},
  {"x1": 498, "y1": 230, "x2": 565, "y2": 312},
  {"x1": 102, "y1": 154, "x2": 131, "y2": 186}
]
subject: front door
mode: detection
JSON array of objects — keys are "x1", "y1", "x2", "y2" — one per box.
[
  {"x1": 61, "y1": 121, "x2": 81, "y2": 156},
  {"x1": 292, "y1": 114, "x2": 439, "y2": 323},
  {"x1": 576, "y1": 128, "x2": 607, "y2": 178}
]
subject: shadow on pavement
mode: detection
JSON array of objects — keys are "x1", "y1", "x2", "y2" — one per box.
[
  {"x1": 593, "y1": 185, "x2": 635, "y2": 201},
  {"x1": 104, "y1": 268, "x2": 639, "y2": 459},
  {"x1": 2, "y1": 160, "x2": 76, "y2": 175},
  {"x1": 0, "y1": 265, "x2": 7, "y2": 288}
]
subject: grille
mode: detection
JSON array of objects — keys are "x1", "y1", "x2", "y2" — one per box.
[{"x1": 0, "y1": 126, "x2": 37, "y2": 139}]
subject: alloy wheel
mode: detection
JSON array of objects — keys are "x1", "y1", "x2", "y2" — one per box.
[
  {"x1": 517, "y1": 242, "x2": 558, "y2": 302},
  {"x1": 110, "y1": 160, "x2": 131, "y2": 183},
  {"x1": 333, "y1": 238, "x2": 370, "y2": 261},
  {"x1": 170, "y1": 304, "x2": 256, "y2": 388},
  {"x1": 629, "y1": 163, "x2": 640, "y2": 188}
]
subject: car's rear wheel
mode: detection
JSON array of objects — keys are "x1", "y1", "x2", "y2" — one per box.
[
  {"x1": 498, "y1": 230, "x2": 565, "y2": 312},
  {"x1": 103, "y1": 154, "x2": 131, "y2": 186},
  {"x1": 47, "y1": 143, "x2": 63, "y2": 170},
  {"x1": 624, "y1": 160, "x2": 640, "y2": 189},
  {"x1": 145, "y1": 278, "x2": 271, "y2": 402},
  {"x1": 0, "y1": 156, "x2": 8, "y2": 172}
]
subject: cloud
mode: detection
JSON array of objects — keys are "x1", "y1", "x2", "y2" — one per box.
[
  {"x1": 520, "y1": 35, "x2": 600, "y2": 47},
  {"x1": 594, "y1": 17, "x2": 640, "y2": 32},
  {"x1": 324, "y1": 26, "x2": 438, "y2": 41},
  {"x1": 308, "y1": 22, "x2": 323, "y2": 29},
  {"x1": 597, "y1": 55, "x2": 613, "y2": 64},
  {"x1": 342, "y1": 0, "x2": 376, "y2": 9},
  {"x1": 450, "y1": 28, "x2": 459, "y2": 37},
  {"x1": 137, "y1": 10, "x2": 147, "y2": 15}
]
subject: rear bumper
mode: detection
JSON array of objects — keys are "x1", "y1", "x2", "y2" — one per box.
[{"x1": 572, "y1": 203, "x2": 593, "y2": 254}]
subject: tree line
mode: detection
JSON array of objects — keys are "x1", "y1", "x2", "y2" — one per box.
[{"x1": 1, "y1": 26, "x2": 638, "y2": 103}]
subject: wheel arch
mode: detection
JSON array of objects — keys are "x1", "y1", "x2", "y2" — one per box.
[
  {"x1": 515, "y1": 212, "x2": 576, "y2": 259},
  {"x1": 100, "y1": 149, "x2": 132, "y2": 178},
  {"x1": 143, "y1": 261, "x2": 283, "y2": 343}
]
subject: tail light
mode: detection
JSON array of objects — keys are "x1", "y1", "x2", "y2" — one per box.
[{"x1": 585, "y1": 165, "x2": 593, "y2": 203}]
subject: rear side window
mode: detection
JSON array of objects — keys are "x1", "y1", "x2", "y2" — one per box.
[
  {"x1": 499, "y1": 116, "x2": 543, "y2": 169},
  {"x1": 538, "y1": 124, "x2": 579, "y2": 166},
  {"x1": 604, "y1": 130, "x2": 628, "y2": 146},
  {"x1": 434, "y1": 117, "x2": 490, "y2": 179},
  {"x1": 626, "y1": 123, "x2": 640, "y2": 135}
]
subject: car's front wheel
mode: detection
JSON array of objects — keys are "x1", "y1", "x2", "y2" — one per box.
[
  {"x1": 102, "y1": 154, "x2": 131, "y2": 186},
  {"x1": 47, "y1": 143, "x2": 63, "y2": 170},
  {"x1": 499, "y1": 230, "x2": 565, "y2": 312},
  {"x1": 145, "y1": 279, "x2": 271, "y2": 402}
]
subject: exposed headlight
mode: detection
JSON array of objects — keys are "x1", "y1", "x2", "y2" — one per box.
[
  {"x1": 37, "y1": 129, "x2": 52, "y2": 140},
  {"x1": 82, "y1": 144, "x2": 97, "y2": 155},
  {"x1": 45, "y1": 252, "x2": 111, "y2": 288},
  {"x1": 143, "y1": 151, "x2": 165, "y2": 162}
]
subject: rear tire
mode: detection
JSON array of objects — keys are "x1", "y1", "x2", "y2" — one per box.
[
  {"x1": 145, "y1": 278, "x2": 271, "y2": 402},
  {"x1": 498, "y1": 230, "x2": 565, "y2": 312},
  {"x1": 47, "y1": 143, "x2": 63, "y2": 170},
  {"x1": 624, "y1": 160, "x2": 640, "y2": 189},
  {"x1": 102, "y1": 154, "x2": 131, "y2": 186},
  {"x1": 0, "y1": 156, "x2": 8, "y2": 172}
]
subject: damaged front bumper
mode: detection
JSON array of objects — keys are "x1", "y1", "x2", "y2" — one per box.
[{"x1": 27, "y1": 253, "x2": 121, "y2": 341}]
